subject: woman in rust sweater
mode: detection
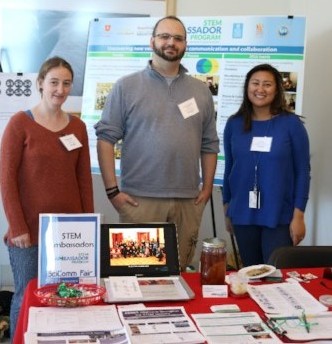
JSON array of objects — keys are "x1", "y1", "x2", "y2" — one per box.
[{"x1": 0, "y1": 56, "x2": 94, "y2": 339}]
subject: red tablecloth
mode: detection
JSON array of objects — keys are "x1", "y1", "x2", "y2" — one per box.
[{"x1": 14, "y1": 268, "x2": 332, "y2": 343}]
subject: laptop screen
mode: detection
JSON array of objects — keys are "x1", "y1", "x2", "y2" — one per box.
[{"x1": 100, "y1": 223, "x2": 181, "y2": 277}]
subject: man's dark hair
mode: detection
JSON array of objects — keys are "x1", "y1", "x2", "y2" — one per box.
[{"x1": 152, "y1": 15, "x2": 187, "y2": 39}]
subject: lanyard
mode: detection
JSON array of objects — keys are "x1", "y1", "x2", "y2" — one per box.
[{"x1": 251, "y1": 118, "x2": 273, "y2": 190}]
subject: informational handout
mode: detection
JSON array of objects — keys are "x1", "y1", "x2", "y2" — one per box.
[
  {"x1": 118, "y1": 306, "x2": 206, "y2": 344},
  {"x1": 266, "y1": 312, "x2": 332, "y2": 341},
  {"x1": 25, "y1": 328, "x2": 129, "y2": 344},
  {"x1": 247, "y1": 282, "x2": 328, "y2": 314},
  {"x1": 27, "y1": 305, "x2": 122, "y2": 333},
  {"x1": 104, "y1": 276, "x2": 193, "y2": 302},
  {"x1": 25, "y1": 305, "x2": 129, "y2": 343},
  {"x1": 192, "y1": 311, "x2": 282, "y2": 344}
]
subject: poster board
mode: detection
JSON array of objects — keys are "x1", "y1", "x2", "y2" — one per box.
[{"x1": 81, "y1": 16, "x2": 307, "y2": 185}]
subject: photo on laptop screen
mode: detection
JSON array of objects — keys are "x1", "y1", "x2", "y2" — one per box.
[{"x1": 100, "y1": 223, "x2": 181, "y2": 277}]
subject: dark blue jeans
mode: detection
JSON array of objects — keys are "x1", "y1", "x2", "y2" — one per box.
[
  {"x1": 233, "y1": 224, "x2": 292, "y2": 267},
  {"x1": 8, "y1": 244, "x2": 38, "y2": 340}
]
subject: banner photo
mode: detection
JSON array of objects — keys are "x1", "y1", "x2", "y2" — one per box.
[{"x1": 81, "y1": 16, "x2": 306, "y2": 185}]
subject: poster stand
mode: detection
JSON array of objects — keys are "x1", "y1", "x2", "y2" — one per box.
[
  {"x1": 209, "y1": 192, "x2": 217, "y2": 238},
  {"x1": 217, "y1": 186, "x2": 241, "y2": 270}
]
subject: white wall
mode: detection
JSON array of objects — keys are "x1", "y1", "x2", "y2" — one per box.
[
  {"x1": 0, "y1": 0, "x2": 165, "y2": 14},
  {"x1": 176, "y1": 0, "x2": 332, "y2": 248}
]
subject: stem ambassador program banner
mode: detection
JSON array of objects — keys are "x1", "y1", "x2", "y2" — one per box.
[{"x1": 81, "y1": 16, "x2": 306, "y2": 186}]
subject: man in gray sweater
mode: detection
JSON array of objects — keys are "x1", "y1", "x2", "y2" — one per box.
[{"x1": 95, "y1": 15, "x2": 219, "y2": 271}]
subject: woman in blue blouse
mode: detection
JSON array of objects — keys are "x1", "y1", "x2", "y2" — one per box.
[{"x1": 223, "y1": 64, "x2": 310, "y2": 266}]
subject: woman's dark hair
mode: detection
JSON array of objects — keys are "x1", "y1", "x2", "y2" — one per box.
[
  {"x1": 152, "y1": 15, "x2": 187, "y2": 39},
  {"x1": 37, "y1": 56, "x2": 74, "y2": 94},
  {"x1": 234, "y1": 63, "x2": 288, "y2": 131}
]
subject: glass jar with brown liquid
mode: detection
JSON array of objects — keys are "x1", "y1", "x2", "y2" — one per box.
[{"x1": 200, "y1": 238, "x2": 227, "y2": 285}]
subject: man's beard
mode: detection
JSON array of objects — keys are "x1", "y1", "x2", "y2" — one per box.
[{"x1": 152, "y1": 42, "x2": 185, "y2": 62}]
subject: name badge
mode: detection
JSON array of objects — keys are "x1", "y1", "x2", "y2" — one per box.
[
  {"x1": 178, "y1": 97, "x2": 199, "y2": 119},
  {"x1": 249, "y1": 190, "x2": 260, "y2": 209},
  {"x1": 59, "y1": 134, "x2": 82, "y2": 151},
  {"x1": 250, "y1": 136, "x2": 272, "y2": 152}
]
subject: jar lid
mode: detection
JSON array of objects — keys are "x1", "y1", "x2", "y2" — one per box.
[
  {"x1": 319, "y1": 294, "x2": 332, "y2": 307},
  {"x1": 202, "y1": 237, "x2": 226, "y2": 248}
]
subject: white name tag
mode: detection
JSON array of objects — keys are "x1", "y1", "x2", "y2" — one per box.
[
  {"x1": 178, "y1": 97, "x2": 199, "y2": 119},
  {"x1": 250, "y1": 136, "x2": 272, "y2": 152},
  {"x1": 202, "y1": 284, "x2": 228, "y2": 298},
  {"x1": 59, "y1": 134, "x2": 82, "y2": 151}
]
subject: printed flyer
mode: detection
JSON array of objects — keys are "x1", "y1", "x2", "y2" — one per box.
[{"x1": 0, "y1": 73, "x2": 39, "y2": 142}]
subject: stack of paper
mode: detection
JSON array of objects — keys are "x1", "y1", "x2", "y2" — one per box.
[
  {"x1": 24, "y1": 305, "x2": 129, "y2": 343},
  {"x1": 265, "y1": 312, "x2": 332, "y2": 341},
  {"x1": 247, "y1": 281, "x2": 332, "y2": 341}
]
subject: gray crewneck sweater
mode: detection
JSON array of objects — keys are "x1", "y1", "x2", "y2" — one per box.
[{"x1": 95, "y1": 62, "x2": 219, "y2": 198}]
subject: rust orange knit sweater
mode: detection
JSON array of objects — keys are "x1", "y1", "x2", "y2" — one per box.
[{"x1": 0, "y1": 111, "x2": 94, "y2": 246}]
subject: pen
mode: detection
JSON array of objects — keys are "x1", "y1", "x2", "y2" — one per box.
[
  {"x1": 269, "y1": 316, "x2": 299, "y2": 321},
  {"x1": 302, "y1": 312, "x2": 310, "y2": 333},
  {"x1": 266, "y1": 319, "x2": 287, "y2": 336}
]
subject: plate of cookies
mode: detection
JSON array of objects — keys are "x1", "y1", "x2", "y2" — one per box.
[{"x1": 238, "y1": 264, "x2": 276, "y2": 280}]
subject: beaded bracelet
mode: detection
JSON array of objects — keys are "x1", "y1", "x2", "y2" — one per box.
[
  {"x1": 106, "y1": 186, "x2": 120, "y2": 199},
  {"x1": 106, "y1": 186, "x2": 118, "y2": 193}
]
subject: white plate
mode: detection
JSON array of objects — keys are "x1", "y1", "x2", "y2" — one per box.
[{"x1": 238, "y1": 264, "x2": 276, "y2": 280}]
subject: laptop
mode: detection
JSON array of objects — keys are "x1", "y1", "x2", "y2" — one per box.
[{"x1": 100, "y1": 222, "x2": 195, "y2": 302}]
